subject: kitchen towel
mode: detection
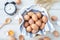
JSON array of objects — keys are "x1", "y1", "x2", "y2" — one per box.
[{"x1": 19, "y1": 5, "x2": 55, "y2": 38}]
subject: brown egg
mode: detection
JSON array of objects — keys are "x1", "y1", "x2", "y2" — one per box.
[
  {"x1": 29, "y1": 19, "x2": 34, "y2": 24},
  {"x1": 36, "y1": 20, "x2": 41, "y2": 26},
  {"x1": 38, "y1": 38, "x2": 43, "y2": 40},
  {"x1": 9, "y1": 36, "x2": 16, "y2": 40},
  {"x1": 51, "y1": 16, "x2": 58, "y2": 21},
  {"x1": 36, "y1": 12, "x2": 42, "y2": 19},
  {"x1": 39, "y1": 19, "x2": 42, "y2": 22},
  {"x1": 32, "y1": 30, "x2": 38, "y2": 34},
  {"x1": 40, "y1": 23, "x2": 45, "y2": 30},
  {"x1": 28, "y1": 12, "x2": 34, "y2": 16},
  {"x1": 42, "y1": 16, "x2": 48, "y2": 23},
  {"x1": 19, "y1": 35, "x2": 24, "y2": 40},
  {"x1": 24, "y1": 22, "x2": 29, "y2": 28},
  {"x1": 53, "y1": 31, "x2": 59, "y2": 37},
  {"x1": 31, "y1": 24, "x2": 38, "y2": 30},
  {"x1": 24, "y1": 15, "x2": 30, "y2": 20},
  {"x1": 32, "y1": 14, "x2": 38, "y2": 21},
  {"x1": 43, "y1": 37, "x2": 50, "y2": 40},
  {"x1": 16, "y1": 0, "x2": 21, "y2": 5},
  {"x1": 26, "y1": 26, "x2": 32, "y2": 32}
]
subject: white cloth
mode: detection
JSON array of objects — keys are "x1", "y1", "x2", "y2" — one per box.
[{"x1": 19, "y1": 5, "x2": 55, "y2": 38}]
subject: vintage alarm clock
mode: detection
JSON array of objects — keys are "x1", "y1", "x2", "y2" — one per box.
[{"x1": 4, "y1": 2, "x2": 17, "y2": 16}]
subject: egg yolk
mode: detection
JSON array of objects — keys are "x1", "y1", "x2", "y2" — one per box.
[{"x1": 8, "y1": 30, "x2": 14, "y2": 36}]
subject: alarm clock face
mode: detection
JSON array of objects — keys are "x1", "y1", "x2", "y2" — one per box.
[
  {"x1": 5, "y1": 4, "x2": 15, "y2": 13},
  {"x1": 4, "y1": 2, "x2": 17, "y2": 16}
]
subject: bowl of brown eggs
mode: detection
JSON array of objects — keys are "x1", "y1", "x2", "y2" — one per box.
[{"x1": 23, "y1": 9, "x2": 48, "y2": 34}]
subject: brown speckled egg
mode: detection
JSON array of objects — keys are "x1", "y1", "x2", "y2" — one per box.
[
  {"x1": 32, "y1": 14, "x2": 38, "y2": 21},
  {"x1": 28, "y1": 12, "x2": 34, "y2": 16},
  {"x1": 40, "y1": 23, "x2": 45, "y2": 30},
  {"x1": 43, "y1": 37, "x2": 50, "y2": 40},
  {"x1": 26, "y1": 26, "x2": 32, "y2": 32},
  {"x1": 42, "y1": 16, "x2": 48, "y2": 23},
  {"x1": 24, "y1": 15, "x2": 30, "y2": 20},
  {"x1": 24, "y1": 22, "x2": 29, "y2": 28},
  {"x1": 36, "y1": 20, "x2": 41, "y2": 26},
  {"x1": 29, "y1": 19, "x2": 34, "y2": 24},
  {"x1": 51, "y1": 16, "x2": 58, "y2": 21},
  {"x1": 36, "y1": 12, "x2": 42, "y2": 19},
  {"x1": 31, "y1": 24, "x2": 38, "y2": 30},
  {"x1": 32, "y1": 30, "x2": 38, "y2": 34},
  {"x1": 53, "y1": 31, "x2": 59, "y2": 37}
]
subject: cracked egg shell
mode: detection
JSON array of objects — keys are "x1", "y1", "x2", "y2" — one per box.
[{"x1": 8, "y1": 30, "x2": 14, "y2": 36}]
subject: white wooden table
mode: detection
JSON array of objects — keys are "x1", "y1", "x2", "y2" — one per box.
[{"x1": 0, "y1": 0, "x2": 60, "y2": 40}]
